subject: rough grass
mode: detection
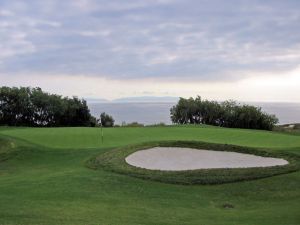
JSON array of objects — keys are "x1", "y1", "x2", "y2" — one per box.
[
  {"x1": 274, "y1": 123, "x2": 300, "y2": 136},
  {"x1": 87, "y1": 140, "x2": 300, "y2": 185},
  {"x1": 0, "y1": 125, "x2": 300, "y2": 225}
]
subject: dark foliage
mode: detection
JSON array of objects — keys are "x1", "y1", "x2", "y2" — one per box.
[
  {"x1": 99, "y1": 112, "x2": 115, "y2": 127},
  {"x1": 0, "y1": 86, "x2": 96, "y2": 127},
  {"x1": 170, "y1": 96, "x2": 278, "y2": 130},
  {"x1": 122, "y1": 122, "x2": 144, "y2": 127}
]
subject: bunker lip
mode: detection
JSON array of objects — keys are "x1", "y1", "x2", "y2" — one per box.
[
  {"x1": 125, "y1": 147, "x2": 289, "y2": 171},
  {"x1": 88, "y1": 140, "x2": 299, "y2": 184}
]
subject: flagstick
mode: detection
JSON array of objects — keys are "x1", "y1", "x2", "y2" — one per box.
[{"x1": 101, "y1": 125, "x2": 104, "y2": 144}]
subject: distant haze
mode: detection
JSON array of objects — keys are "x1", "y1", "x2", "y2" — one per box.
[
  {"x1": 88, "y1": 102, "x2": 300, "y2": 125},
  {"x1": 86, "y1": 96, "x2": 179, "y2": 103}
]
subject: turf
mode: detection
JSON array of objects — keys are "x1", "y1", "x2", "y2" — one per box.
[
  {"x1": 88, "y1": 140, "x2": 300, "y2": 185},
  {"x1": 2, "y1": 125, "x2": 300, "y2": 149},
  {"x1": 0, "y1": 125, "x2": 300, "y2": 225}
]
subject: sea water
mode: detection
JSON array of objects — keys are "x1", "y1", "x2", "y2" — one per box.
[{"x1": 88, "y1": 102, "x2": 300, "y2": 125}]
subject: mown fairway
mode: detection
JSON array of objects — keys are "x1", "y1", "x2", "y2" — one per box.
[{"x1": 0, "y1": 126, "x2": 300, "y2": 225}]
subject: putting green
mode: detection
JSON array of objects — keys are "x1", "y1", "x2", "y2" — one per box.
[{"x1": 1, "y1": 126, "x2": 300, "y2": 225}]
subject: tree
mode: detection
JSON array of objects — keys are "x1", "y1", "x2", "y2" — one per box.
[
  {"x1": 99, "y1": 112, "x2": 114, "y2": 127},
  {"x1": 170, "y1": 97, "x2": 197, "y2": 124},
  {"x1": 0, "y1": 86, "x2": 96, "y2": 127},
  {"x1": 170, "y1": 96, "x2": 278, "y2": 130}
]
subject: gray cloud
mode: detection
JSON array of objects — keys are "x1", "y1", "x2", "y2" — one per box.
[{"x1": 0, "y1": 0, "x2": 300, "y2": 81}]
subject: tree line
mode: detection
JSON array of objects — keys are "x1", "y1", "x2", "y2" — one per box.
[
  {"x1": 0, "y1": 86, "x2": 97, "y2": 127},
  {"x1": 170, "y1": 96, "x2": 278, "y2": 130}
]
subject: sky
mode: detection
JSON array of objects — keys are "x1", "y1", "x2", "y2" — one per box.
[{"x1": 0, "y1": 0, "x2": 300, "y2": 102}]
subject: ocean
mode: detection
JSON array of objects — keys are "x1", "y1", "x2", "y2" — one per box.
[{"x1": 88, "y1": 102, "x2": 300, "y2": 125}]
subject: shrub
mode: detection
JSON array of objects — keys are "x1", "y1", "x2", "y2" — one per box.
[
  {"x1": 147, "y1": 122, "x2": 167, "y2": 127},
  {"x1": 122, "y1": 122, "x2": 144, "y2": 127},
  {"x1": 99, "y1": 112, "x2": 114, "y2": 127},
  {"x1": 170, "y1": 96, "x2": 278, "y2": 130},
  {"x1": 0, "y1": 86, "x2": 95, "y2": 127}
]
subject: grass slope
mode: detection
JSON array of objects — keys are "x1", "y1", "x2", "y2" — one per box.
[
  {"x1": 0, "y1": 125, "x2": 300, "y2": 225},
  {"x1": 88, "y1": 140, "x2": 300, "y2": 185}
]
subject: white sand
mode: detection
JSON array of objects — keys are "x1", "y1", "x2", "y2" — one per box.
[{"x1": 125, "y1": 147, "x2": 288, "y2": 171}]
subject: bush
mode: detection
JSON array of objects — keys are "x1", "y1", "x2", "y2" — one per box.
[
  {"x1": 170, "y1": 96, "x2": 278, "y2": 130},
  {"x1": 0, "y1": 86, "x2": 95, "y2": 127},
  {"x1": 122, "y1": 122, "x2": 144, "y2": 127},
  {"x1": 99, "y1": 112, "x2": 114, "y2": 127},
  {"x1": 147, "y1": 122, "x2": 167, "y2": 127}
]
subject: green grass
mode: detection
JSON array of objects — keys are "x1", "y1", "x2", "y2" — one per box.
[
  {"x1": 88, "y1": 140, "x2": 300, "y2": 185},
  {"x1": 0, "y1": 125, "x2": 300, "y2": 225},
  {"x1": 2, "y1": 125, "x2": 300, "y2": 149}
]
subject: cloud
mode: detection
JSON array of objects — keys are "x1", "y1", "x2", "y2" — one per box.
[
  {"x1": 0, "y1": 0, "x2": 300, "y2": 85},
  {"x1": 0, "y1": 9, "x2": 14, "y2": 16},
  {"x1": 78, "y1": 30, "x2": 111, "y2": 37},
  {"x1": 1, "y1": 65, "x2": 300, "y2": 102},
  {"x1": 0, "y1": 30, "x2": 36, "y2": 62}
]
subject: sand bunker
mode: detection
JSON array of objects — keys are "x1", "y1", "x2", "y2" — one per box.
[{"x1": 125, "y1": 147, "x2": 288, "y2": 171}]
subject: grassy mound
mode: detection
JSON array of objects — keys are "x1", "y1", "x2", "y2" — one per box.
[
  {"x1": 0, "y1": 137, "x2": 18, "y2": 162},
  {"x1": 87, "y1": 140, "x2": 300, "y2": 185}
]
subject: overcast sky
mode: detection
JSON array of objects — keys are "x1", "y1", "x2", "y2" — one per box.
[{"x1": 1, "y1": 0, "x2": 300, "y2": 101}]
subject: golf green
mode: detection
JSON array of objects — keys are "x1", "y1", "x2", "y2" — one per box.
[{"x1": 0, "y1": 125, "x2": 300, "y2": 225}]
